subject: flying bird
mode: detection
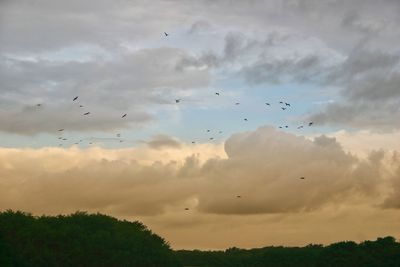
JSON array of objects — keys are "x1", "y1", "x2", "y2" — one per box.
[
  {"x1": 235, "y1": 102, "x2": 240, "y2": 105},
  {"x1": 191, "y1": 141, "x2": 196, "y2": 144},
  {"x1": 285, "y1": 102, "x2": 291, "y2": 106},
  {"x1": 164, "y1": 32, "x2": 169, "y2": 37},
  {"x1": 209, "y1": 137, "x2": 214, "y2": 140},
  {"x1": 244, "y1": 118, "x2": 248, "y2": 121},
  {"x1": 265, "y1": 103, "x2": 270, "y2": 106},
  {"x1": 281, "y1": 107, "x2": 286, "y2": 110},
  {"x1": 184, "y1": 208, "x2": 189, "y2": 211},
  {"x1": 236, "y1": 195, "x2": 241, "y2": 198},
  {"x1": 73, "y1": 96, "x2": 78, "y2": 101},
  {"x1": 36, "y1": 104, "x2": 42, "y2": 107},
  {"x1": 122, "y1": 114, "x2": 127, "y2": 118},
  {"x1": 297, "y1": 125, "x2": 304, "y2": 129},
  {"x1": 300, "y1": 177, "x2": 305, "y2": 180},
  {"x1": 308, "y1": 122, "x2": 314, "y2": 126},
  {"x1": 116, "y1": 133, "x2": 121, "y2": 137},
  {"x1": 207, "y1": 129, "x2": 210, "y2": 132},
  {"x1": 279, "y1": 101, "x2": 284, "y2": 104},
  {"x1": 58, "y1": 129, "x2": 64, "y2": 132},
  {"x1": 218, "y1": 131, "x2": 223, "y2": 134},
  {"x1": 175, "y1": 99, "x2": 181, "y2": 103},
  {"x1": 285, "y1": 125, "x2": 289, "y2": 128},
  {"x1": 83, "y1": 112, "x2": 90, "y2": 115},
  {"x1": 79, "y1": 105, "x2": 84, "y2": 108},
  {"x1": 215, "y1": 92, "x2": 220, "y2": 96},
  {"x1": 279, "y1": 126, "x2": 283, "y2": 129}
]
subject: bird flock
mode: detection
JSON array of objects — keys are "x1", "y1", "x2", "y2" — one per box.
[{"x1": 31, "y1": 31, "x2": 313, "y2": 211}]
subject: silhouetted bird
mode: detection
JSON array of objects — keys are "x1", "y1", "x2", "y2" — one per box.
[
  {"x1": 58, "y1": 129, "x2": 64, "y2": 131},
  {"x1": 73, "y1": 96, "x2": 78, "y2": 101},
  {"x1": 308, "y1": 122, "x2": 314, "y2": 126},
  {"x1": 300, "y1": 177, "x2": 305, "y2": 180},
  {"x1": 235, "y1": 102, "x2": 240, "y2": 105},
  {"x1": 83, "y1": 112, "x2": 90, "y2": 115},
  {"x1": 279, "y1": 126, "x2": 283, "y2": 129},
  {"x1": 207, "y1": 129, "x2": 210, "y2": 132},
  {"x1": 236, "y1": 195, "x2": 241, "y2": 198},
  {"x1": 117, "y1": 133, "x2": 121, "y2": 137},
  {"x1": 184, "y1": 208, "x2": 189, "y2": 210},
  {"x1": 218, "y1": 131, "x2": 223, "y2": 134},
  {"x1": 164, "y1": 32, "x2": 169, "y2": 37},
  {"x1": 36, "y1": 104, "x2": 41, "y2": 107},
  {"x1": 279, "y1": 101, "x2": 284, "y2": 104},
  {"x1": 265, "y1": 103, "x2": 270, "y2": 106},
  {"x1": 191, "y1": 141, "x2": 195, "y2": 144},
  {"x1": 62, "y1": 138, "x2": 67, "y2": 141},
  {"x1": 285, "y1": 125, "x2": 288, "y2": 128},
  {"x1": 175, "y1": 99, "x2": 180, "y2": 103},
  {"x1": 297, "y1": 125, "x2": 304, "y2": 129},
  {"x1": 281, "y1": 107, "x2": 286, "y2": 110},
  {"x1": 79, "y1": 105, "x2": 84, "y2": 108},
  {"x1": 209, "y1": 137, "x2": 214, "y2": 140},
  {"x1": 285, "y1": 102, "x2": 291, "y2": 106},
  {"x1": 244, "y1": 118, "x2": 248, "y2": 121},
  {"x1": 215, "y1": 92, "x2": 220, "y2": 96},
  {"x1": 122, "y1": 114, "x2": 127, "y2": 118}
]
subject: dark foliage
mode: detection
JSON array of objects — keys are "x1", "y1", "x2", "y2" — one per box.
[
  {"x1": 176, "y1": 237, "x2": 400, "y2": 267},
  {"x1": 0, "y1": 210, "x2": 181, "y2": 267}
]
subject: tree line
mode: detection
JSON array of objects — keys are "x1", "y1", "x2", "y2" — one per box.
[{"x1": 175, "y1": 236, "x2": 400, "y2": 267}]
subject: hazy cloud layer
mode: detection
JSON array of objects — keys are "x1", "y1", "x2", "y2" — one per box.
[{"x1": 0, "y1": 127, "x2": 396, "y2": 217}]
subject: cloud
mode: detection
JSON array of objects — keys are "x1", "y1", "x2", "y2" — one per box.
[
  {"x1": 144, "y1": 135, "x2": 182, "y2": 150},
  {"x1": 0, "y1": 47, "x2": 210, "y2": 135},
  {"x1": 0, "y1": 126, "x2": 394, "y2": 217}
]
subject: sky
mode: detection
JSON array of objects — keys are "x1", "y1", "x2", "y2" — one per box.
[{"x1": 1, "y1": 0, "x2": 400, "y2": 250}]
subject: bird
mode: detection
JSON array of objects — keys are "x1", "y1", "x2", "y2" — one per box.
[
  {"x1": 244, "y1": 118, "x2": 248, "y2": 121},
  {"x1": 279, "y1": 101, "x2": 283, "y2": 104},
  {"x1": 209, "y1": 137, "x2": 214, "y2": 140},
  {"x1": 308, "y1": 122, "x2": 314, "y2": 126},
  {"x1": 83, "y1": 112, "x2": 90, "y2": 115},
  {"x1": 73, "y1": 96, "x2": 78, "y2": 101},
  {"x1": 175, "y1": 99, "x2": 180, "y2": 103},
  {"x1": 58, "y1": 129, "x2": 64, "y2": 132},
  {"x1": 36, "y1": 104, "x2": 42, "y2": 107},
  {"x1": 285, "y1": 102, "x2": 291, "y2": 106},
  {"x1": 79, "y1": 105, "x2": 84, "y2": 108},
  {"x1": 119, "y1": 140, "x2": 123, "y2": 143},
  {"x1": 236, "y1": 195, "x2": 241, "y2": 198},
  {"x1": 300, "y1": 177, "x2": 305, "y2": 180},
  {"x1": 235, "y1": 102, "x2": 240, "y2": 105},
  {"x1": 285, "y1": 125, "x2": 289, "y2": 128},
  {"x1": 184, "y1": 208, "x2": 189, "y2": 211},
  {"x1": 121, "y1": 114, "x2": 127, "y2": 118},
  {"x1": 281, "y1": 107, "x2": 286, "y2": 110},
  {"x1": 218, "y1": 131, "x2": 223, "y2": 134},
  {"x1": 58, "y1": 137, "x2": 63, "y2": 140},
  {"x1": 279, "y1": 126, "x2": 283, "y2": 129},
  {"x1": 62, "y1": 138, "x2": 67, "y2": 141},
  {"x1": 207, "y1": 129, "x2": 210, "y2": 132},
  {"x1": 191, "y1": 141, "x2": 196, "y2": 144},
  {"x1": 116, "y1": 133, "x2": 121, "y2": 137},
  {"x1": 215, "y1": 92, "x2": 220, "y2": 96},
  {"x1": 164, "y1": 32, "x2": 169, "y2": 37},
  {"x1": 265, "y1": 103, "x2": 270, "y2": 106},
  {"x1": 297, "y1": 125, "x2": 304, "y2": 129}
]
